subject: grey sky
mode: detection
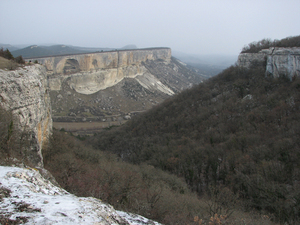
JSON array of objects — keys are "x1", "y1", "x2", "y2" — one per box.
[{"x1": 1, "y1": 0, "x2": 299, "y2": 55}]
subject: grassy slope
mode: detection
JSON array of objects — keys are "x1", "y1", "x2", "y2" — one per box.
[{"x1": 0, "y1": 56, "x2": 19, "y2": 70}]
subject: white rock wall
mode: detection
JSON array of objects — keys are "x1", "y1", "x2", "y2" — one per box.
[
  {"x1": 28, "y1": 48, "x2": 171, "y2": 74},
  {"x1": 0, "y1": 65, "x2": 52, "y2": 167},
  {"x1": 266, "y1": 48, "x2": 300, "y2": 79},
  {"x1": 0, "y1": 166, "x2": 162, "y2": 225},
  {"x1": 37, "y1": 48, "x2": 173, "y2": 95},
  {"x1": 238, "y1": 47, "x2": 300, "y2": 80}
]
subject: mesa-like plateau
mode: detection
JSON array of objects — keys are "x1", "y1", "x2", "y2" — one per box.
[{"x1": 27, "y1": 48, "x2": 205, "y2": 133}]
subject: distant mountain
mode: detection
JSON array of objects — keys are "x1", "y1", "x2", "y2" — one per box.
[
  {"x1": 69, "y1": 45, "x2": 114, "y2": 52},
  {"x1": 0, "y1": 44, "x2": 20, "y2": 52},
  {"x1": 11, "y1": 45, "x2": 89, "y2": 58},
  {"x1": 41, "y1": 45, "x2": 86, "y2": 55},
  {"x1": 11, "y1": 44, "x2": 118, "y2": 58},
  {"x1": 11, "y1": 45, "x2": 54, "y2": 58},
  {"x1": 120, "y1": 44, "x2": 138, "y2": 49}
]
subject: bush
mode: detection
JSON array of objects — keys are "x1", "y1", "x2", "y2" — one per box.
[
  {"x1": 241, "y1": 35, "x2": 300, "y2": 53},
  {"x1": 0, "y1": 48, "x2": 14, "y2": 60},
  {"x1": 43, "y1": 130, "x2": 216, "y2": 224},
  {"x1": 88, "y1": 63, "x2": 300, "y2": 223},
  {"x1": 14, "y1": 55, "x2": 25, "y2": 64}
]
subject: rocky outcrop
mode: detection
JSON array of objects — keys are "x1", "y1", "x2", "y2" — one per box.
[
  {"x1": 36, "y1": 48, "x2": 173, "y2": 95},
  {"x1": 0, "y1": 65, "x2": 52, "y2": 167},
  {"x1": 265, "y1": 48, "x2": 300, "y2": 79},
  {"x1": 28, "y1": 48, "x2": 171, "y2": 74},
  {"x1": 238, "y1": 47, "x2": 300, "y2": 80},
  {"x1": 0, "y1": 166, "x2": 161, "y2": 225},
  {"x1": 27, "y1": 49, "x2": 204, "y2": 128}
]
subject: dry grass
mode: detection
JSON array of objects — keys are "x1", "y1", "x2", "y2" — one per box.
[{"x1": 0, "y1": 56, "x2": 19, "y2": 70}]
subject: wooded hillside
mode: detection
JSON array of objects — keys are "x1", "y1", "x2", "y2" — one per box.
[{"x1": 90, "y1": 62, "x2": 300, "y2": 224}]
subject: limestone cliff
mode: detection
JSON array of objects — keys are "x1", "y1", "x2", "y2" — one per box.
[
  {"x1": 0, "y1": 65, "x2": 52, "y2": 167},
  {"x1": 28, "y1": 48, "x2": 203, "y2": 129},
  {"x1": 238, "y1": 47, "x2": 300, "y2": 80},
  {"x1": 30, "y1": 48, "x2": 173, "y2": 95}
]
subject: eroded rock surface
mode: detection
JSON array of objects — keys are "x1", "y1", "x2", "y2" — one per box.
[
  {"x1": 29, "y1": 48, "x2": 204, "y2": 126},
  {"x1": 238, "y1": 47, "x2": 300, "y2": 80},
  {"x1": 0, "y1": 65, "x2": 52, "y2": 166},
  {"x1": 0, "y1": 166, "x2": 161, "y2": 225}
]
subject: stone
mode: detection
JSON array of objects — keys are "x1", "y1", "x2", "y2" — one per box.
[
  {"x1": 0, "y1": 65, "x2": 52, "y2": 167},
  {"x1": 27, "y1": 48, "x2": 171, "y2": 75},
  {"x1": 266, "y1": 48, "x2": 300, "y2": 79},
  {"x1": 0, "y1": 166, "x2": 162, "y2": 225},
  {"x1": 238, "y1": 47, "x2": 300, "y2": 80},
  {"x1": 26, "y1": 48, "x2": 205, "y2": 125},
  {"x1": 124, "y1": 115, "x2": 131, "y2": 120}
]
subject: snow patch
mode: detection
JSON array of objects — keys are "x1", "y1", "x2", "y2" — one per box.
[{"x1": 0, "y1": 166, "x2": 161, "y2": 225}]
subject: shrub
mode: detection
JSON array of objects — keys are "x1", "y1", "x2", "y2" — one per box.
[
  {"x1": 0, "y1": 48, "x2": 14, "y2": 60},
  {"x1": 14, "y1": 55, "x2": 25, "y2": 64},
  {"x1": 88, "y1": 63, "x2": 300, "y2": 223},
  {"x1": 241, "y1": 35, "x2": 300, "y2": 53}
]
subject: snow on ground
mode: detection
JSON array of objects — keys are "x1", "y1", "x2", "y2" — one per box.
[{"x1": 0, "y1": 166, "x2": 161, "y2": 225}]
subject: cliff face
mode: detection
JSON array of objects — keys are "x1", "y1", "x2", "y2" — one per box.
[
  {"x1": 0, "y1": 65, "x2": 52, "y2": 167},
  {"x1": 238, "y1": 47, "x2": 300, "y2": 80},
  {"x1": 31, "y1": 48, "x2": 172, "y2": 95},
  {"x1": 28, "y1": 48, "x2": 203, "y2": 128}
]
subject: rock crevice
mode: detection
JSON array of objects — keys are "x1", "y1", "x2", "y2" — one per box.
[
  {"x1": 238, "y1": 47, "x2": 300, "y2": 80},
  {"x1": 0, "y1": 65, "x2": 52, "y2": 167}
]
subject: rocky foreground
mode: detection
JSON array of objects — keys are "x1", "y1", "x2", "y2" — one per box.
[{"x1": 0, "y1": 166, "x2": 161, "y2": 225}]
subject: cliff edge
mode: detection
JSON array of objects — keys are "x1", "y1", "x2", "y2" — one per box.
[
  {"x1": 0, "y1": 166, "x2": 161, "y2": 224},
  {"x1": 28, "y1": 48, "x2": 204, "y2": 128},
  {"x1": 238, "y1": 47, "x2": 300, "y2": 80},
  {"x1": 0, "y1": 65, "x2": 52, "y2": 167}
]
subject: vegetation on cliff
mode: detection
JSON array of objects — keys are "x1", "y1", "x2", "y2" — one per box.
[
  {"x1": 241, "y1": 35, "x2": 300, "y2": 53},
  {"x1": 0, "y1": 48, "x2": 25, "y2": 70},
  {"x1": 0, "y1": 107, "x2": 34, "y2": 167},
  {"x1": 88, "y1": 62, "x2": 300, "y2": 224},
  {"x1": 43, "y1": 60, "x2": 300, "y2": 224}
]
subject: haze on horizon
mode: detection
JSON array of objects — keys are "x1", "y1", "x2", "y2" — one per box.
[{"x1": 0, "y1": 0, "x2": 299, "y2": 56}]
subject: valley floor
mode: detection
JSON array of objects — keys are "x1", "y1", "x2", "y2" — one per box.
[{"x1": 53, "y1": 121, "x2": 126, "y2": 135}]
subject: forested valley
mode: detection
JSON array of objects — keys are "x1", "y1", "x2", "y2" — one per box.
[{"x1": 42, "y1": 59, "x2": 300, "y2": 224}]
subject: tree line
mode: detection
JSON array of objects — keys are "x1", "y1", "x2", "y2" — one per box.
[
  {"x1": 0, "y1": 48, "x2": 25, "y2": 64},
  {"x1": 241, "y1": 35, "x2": 300, "y2": 53}
]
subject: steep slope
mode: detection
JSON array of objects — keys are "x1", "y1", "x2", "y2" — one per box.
[
  {"x1": 238, "y1": 47, "x2": 300, "y2": 80},
  {"x1": 90, "y1": 62, "x2": 300, "y2": 223},
  {"x1": 0, "y1": 65, "x2": 52, "y2": 167},
  {"x1": 0, "y1": 166, "x2": 161, "y2": 225}
]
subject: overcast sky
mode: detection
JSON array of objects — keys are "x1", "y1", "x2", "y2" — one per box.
[{"x1": 1, "y1": 0, "x2": 299, "y2": 55}]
